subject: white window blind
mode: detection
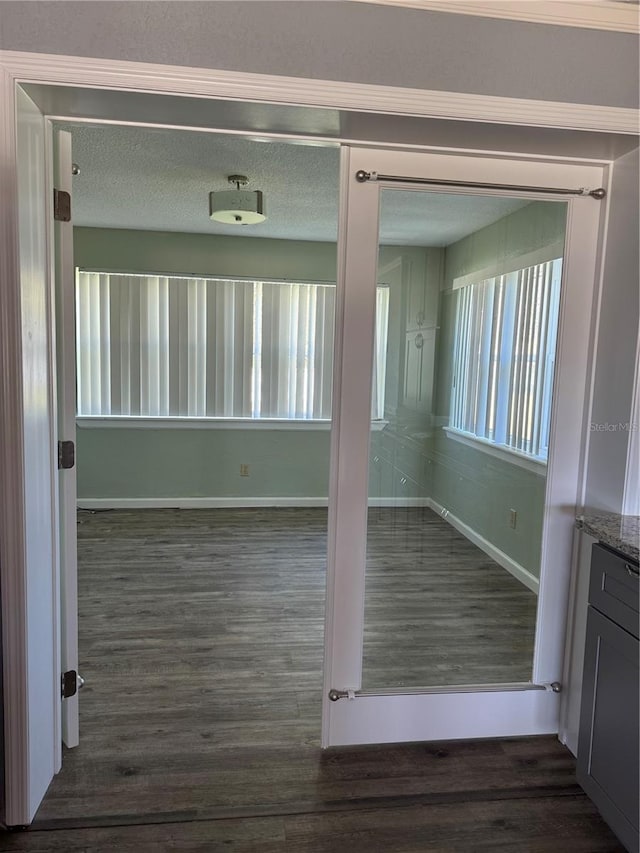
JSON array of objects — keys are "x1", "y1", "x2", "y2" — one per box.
[
  {"x1": 76, "y1": 271, "x2": 389, "y2": 421},
  {"x1": 450, "y1": 258, "x2": 562, "y2": 461}
]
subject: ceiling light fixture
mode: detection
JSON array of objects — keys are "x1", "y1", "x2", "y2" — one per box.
[{"x1": 209, "y1": 174, "x2": 266, "y2": 225}]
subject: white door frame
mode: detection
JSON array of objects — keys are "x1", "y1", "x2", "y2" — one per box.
[
  {"x1": 0, "y1": 80, "x2": 62, "y2": 827},
  {"x1": 322, "y1": 146, "x2": 606, "y2": 746},
  {"x1": 0, "y1": 49, "x2": 635, "y2": 826},
  {"x1": 51, "y1": 127, "x2": 79, "y2": 749}
]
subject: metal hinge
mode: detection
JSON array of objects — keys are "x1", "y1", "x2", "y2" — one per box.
[
  {"x1": 61, "y1": 670, "x2": 85, "y2": 698},
  {"x1": 58, "y1": 440, "x2": 75, "y2": 470},
  {"x1": 53, "y1": 188, "x2": 71, "y2": 222},
  {"x1": 61, "y1": 670, "x2": 77, "y2": 699}
]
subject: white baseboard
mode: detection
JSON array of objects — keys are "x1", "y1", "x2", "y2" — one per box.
[
  {"x1": 78, "y1": 497, "x2": 328, "y2": 509},
  {"x1": 427, "y1": 498, "x2": 540, "y2": 594},
  {"x1": 368, "y1": 497, "x2": 431, "y2": 508},
  {"x1": 77, "y1": 496, "x2": 432, "y2": 510}
]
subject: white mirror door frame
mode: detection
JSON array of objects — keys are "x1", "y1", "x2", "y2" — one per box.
[{"x1": 322, "y1": 146, "x2": 606, "y2": 748}]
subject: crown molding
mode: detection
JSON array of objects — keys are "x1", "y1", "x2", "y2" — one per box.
[
  {"x1": 0, "y1": 51, "x2": 637, "y2": 136},
  {"x1": 351, "y1": 1, "x2": 640, "y2": 33}
]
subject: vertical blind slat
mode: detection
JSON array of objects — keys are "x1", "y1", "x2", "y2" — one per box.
[
  {"x1": 159, "y1": 278, "x2": 170, "y2": 416},
  {"x1": 511, "y1": 269, "x2": 528, "y2": 449},
  {"x1": 526, "y1": 265, "x2": 543, "y2": 454},
  {"x1": 139, "y1": 277, "x2": 150, "y2": 416},
  {"x1": 518, "y1": 268, "x2": 531, "y2": 448},
  {"x1": 532, "y1": 262, "x2": 552, "y2": 457},
  {"x1": 128, "y1": 278, "x2": 141, "y2": 417}
]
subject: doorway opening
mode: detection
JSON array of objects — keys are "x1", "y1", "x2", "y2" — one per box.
[
  {"x1": 38, "y1": 123, "x2": 342, "y2": 822},
  {"x1": 35, "y1": 124, "x2": 590, "y2": 825},
  {"x1": 0, "y1": 57, "x2": 617, "y2": 829}
]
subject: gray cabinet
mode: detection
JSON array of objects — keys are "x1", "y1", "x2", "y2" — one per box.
[{"x1": 577, "y1": 544, "x2": 639, "y2": 853}]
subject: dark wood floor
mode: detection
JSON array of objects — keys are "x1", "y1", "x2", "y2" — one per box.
[
  {"x1": 363, "y1": 506, "x2": 537, "y2": 687},
  {"x1": 4, "y1": 508, "x2": 622, "y2": 851}
]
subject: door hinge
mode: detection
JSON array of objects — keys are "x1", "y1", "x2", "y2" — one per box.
[
  {"x1": 61, "y1": 670, "x2": 84, "y2": 699},
  {"x1": 53, "y1": 188, "x2": 71, "y2": 222},
  {"x1": 58, "y1": 440, "x2": 75, "y2": 470},
  {"x1": 61, "y1": 670, "x2": 77, "y2": 699}
]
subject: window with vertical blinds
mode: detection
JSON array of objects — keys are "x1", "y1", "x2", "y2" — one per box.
[
  {"x1": 76, "y1": 271, "x2": 389, "y2": 422},
  {"x1": 450, "y1": 258, "x2": 562, "y2": 461}
]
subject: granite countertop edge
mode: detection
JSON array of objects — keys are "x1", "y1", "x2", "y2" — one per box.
[{"x1": 576, "y1": 512, "x2": 640, "y2": 563}]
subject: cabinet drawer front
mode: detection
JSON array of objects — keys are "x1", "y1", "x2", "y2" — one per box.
[{"x1": 589, "y1": 544, "x2": 639, "y2": 639}]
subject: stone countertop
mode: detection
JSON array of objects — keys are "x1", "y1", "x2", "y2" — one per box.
[{"x1": 577, "y1": 512, "x2": 640, "y2": 563}]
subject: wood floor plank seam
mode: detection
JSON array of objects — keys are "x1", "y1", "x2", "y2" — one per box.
[{"x1": 27, "y1": 784, "x2": 588, "y2": 833}]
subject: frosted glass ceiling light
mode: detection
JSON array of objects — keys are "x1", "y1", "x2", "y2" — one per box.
[{"x1": 209, "y1": 174, "x2": 266, "y2": 225}]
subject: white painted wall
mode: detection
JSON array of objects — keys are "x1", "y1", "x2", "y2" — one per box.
[
  {"x1": 584, "y1": 147, "x2": 640, "y2": 514},
  {"x1": 0, "y1": 2, "x2": 637, "y2": 108},
  {"x1": 622, "y1": 352, "x2": 640, "y2": 515}
]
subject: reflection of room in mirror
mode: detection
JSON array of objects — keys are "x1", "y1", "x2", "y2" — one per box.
[{"x1": 363, "y1": 192, "x2": 567, "y2": 691}]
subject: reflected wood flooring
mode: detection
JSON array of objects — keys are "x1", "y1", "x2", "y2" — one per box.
[
  {"x1": 362, "y1": 505, "x2": 537, "y2": 687},
  {"x1": 10, "y1": 508, "x2": 622, "y2": 851}
]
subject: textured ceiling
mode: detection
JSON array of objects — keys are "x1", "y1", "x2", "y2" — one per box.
[
  {"x1": 67, "y1": 124, "x2": 341, "y2": 242},
  {"x1": 67, "y1": 124, "x2": 529, "y2": 245},
  {"x1": 379, "y1": 190, "x2": 528, "y2": 246}
]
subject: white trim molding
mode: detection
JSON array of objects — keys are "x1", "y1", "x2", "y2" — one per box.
[
  {"x1": 76, "y1": 417, "x2": 387, "y2": 432},
  {"x1": 428, "y1": 498, "x2": 540, "y2": 593},
  {"x1": 77, "y1": 417, "x2": 334, "y2": 432},
  {"x1": 351, "y1": 1, "x2": 640, "y2": 33},
  {"x1": 77, "y1": 496, "x2": 432, "y2": 510},
  {"x1": 0, "y1": 50, "x2": 637, "y2": 135},
  {"x1": 443, "y1": 427, "x2": 547, "y2": 475},
  {"x1": 78, "y1": 497, "x2": 329, "y2": 510}
]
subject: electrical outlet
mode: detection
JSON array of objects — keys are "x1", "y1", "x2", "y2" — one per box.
[
  {"x1": 509, "y1": 509, "x2": 517, "y2": 529},
  {"x1": 240, "y1": 464, "x2": 250, "y2": 477}
]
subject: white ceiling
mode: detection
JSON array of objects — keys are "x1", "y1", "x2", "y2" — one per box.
[{"x1": 67, "y1": 123, "x2": 530, "y2": 246}]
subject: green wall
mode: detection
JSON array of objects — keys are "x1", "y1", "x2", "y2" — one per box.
[
  {"x1": 443, "y1": 200, "x2": 567, "y2": 290},
  {"x1": 75, "y1": 227, "x2": 337, "y2": 282},
  {"x1": 74, "y1": 229, "x2": 427, "y2": 503},
  {"x1": 428, "y1": 434, "x2": 546, "y2": 578},
  {"x1": 77, "y1": 426, "x2": 331, "y2": 500}
]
